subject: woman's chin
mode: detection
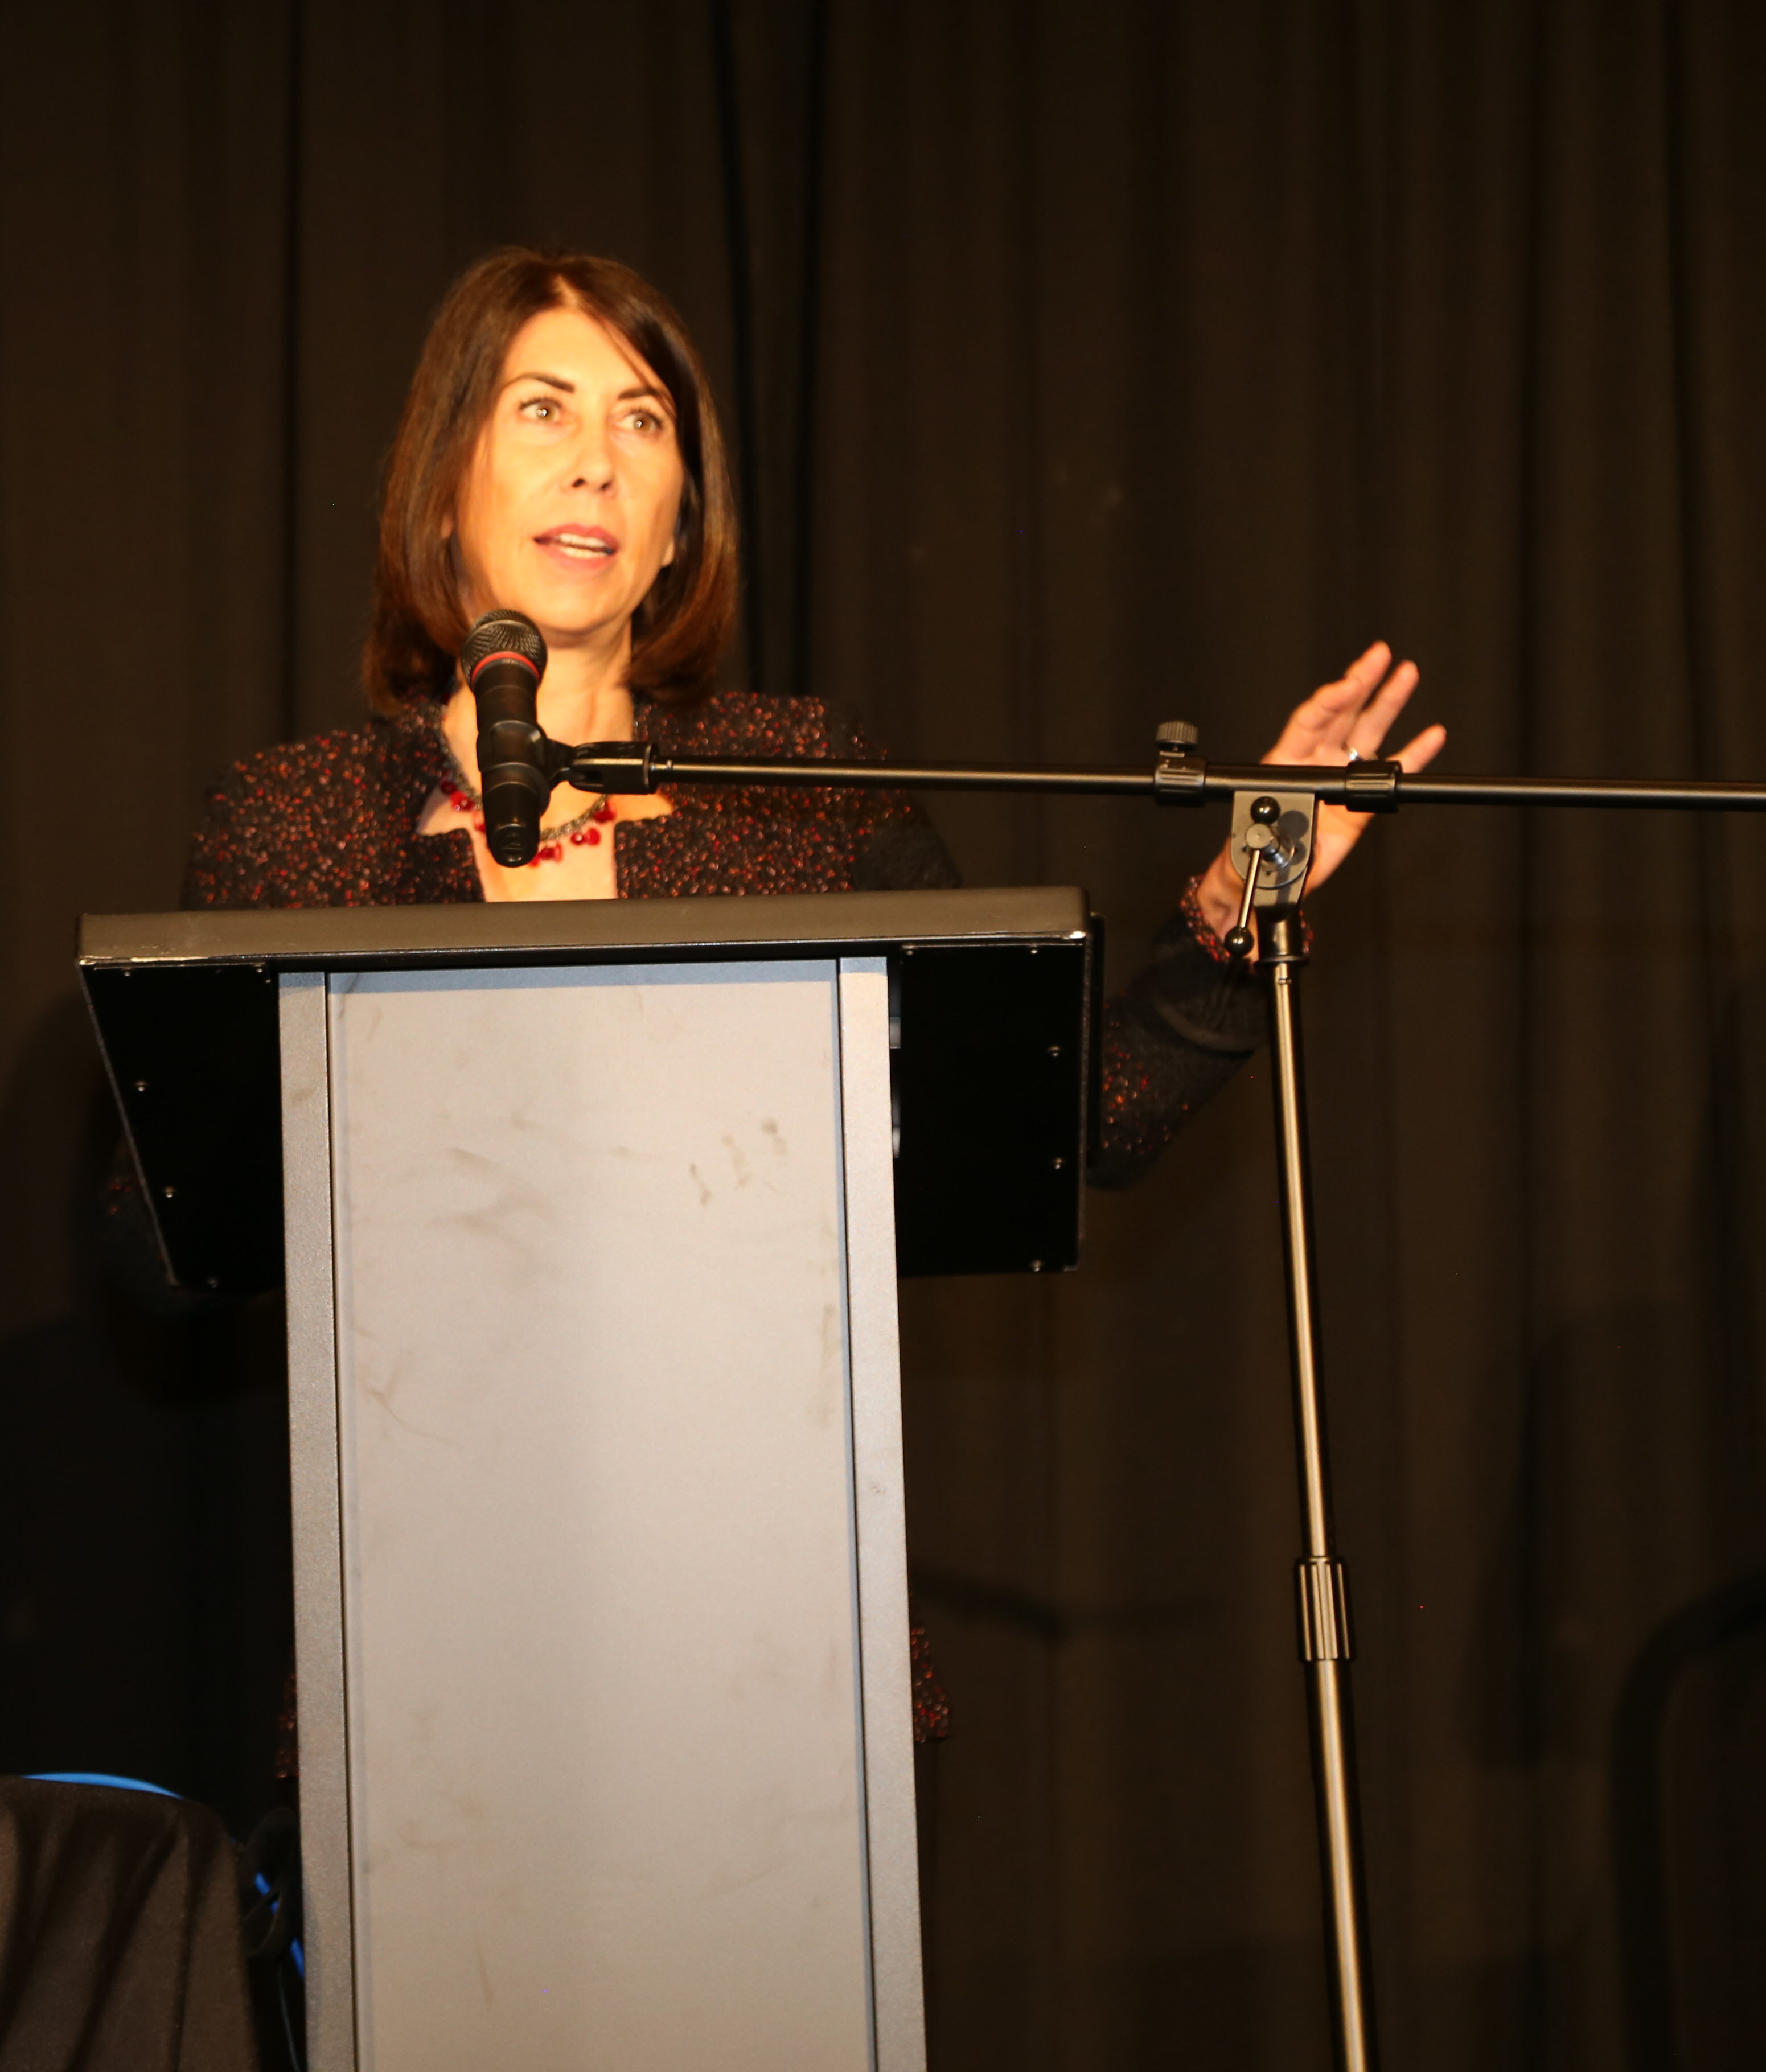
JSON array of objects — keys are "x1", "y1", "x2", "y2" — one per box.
[
  {"x1": 533, "y1": 609, "x2": 631, "y2": 649},
  {"x1": 485, "y1": 585, "x2": 634, "y2": 649}
]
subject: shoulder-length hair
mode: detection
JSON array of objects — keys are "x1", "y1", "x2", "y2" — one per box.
[{"x1": 363, "y1": 247, "x2": 738, "y2": 714}]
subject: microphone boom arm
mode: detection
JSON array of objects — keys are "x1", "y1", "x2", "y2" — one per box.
[{"x1": 557, "y1": 736, "x2": 1766, "y2": 814}]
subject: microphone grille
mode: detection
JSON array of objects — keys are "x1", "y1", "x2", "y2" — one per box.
[{"x1": 461, "y1": 608, "x2": 547, "y2": 681}]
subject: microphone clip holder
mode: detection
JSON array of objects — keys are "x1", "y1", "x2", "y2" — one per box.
[
  {"x1": 1224, "y1": 788, "x2": 1317, "y2": 960},
  {"x1": 553, "y1": 739, "x2": 662, "y2": 796}
]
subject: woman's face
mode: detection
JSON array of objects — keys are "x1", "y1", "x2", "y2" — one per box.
[{"x1": 449, "y1": 303, "x2": 686, "y2": 655}]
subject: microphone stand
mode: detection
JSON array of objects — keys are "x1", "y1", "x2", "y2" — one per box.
[{"x1": 540, "y1": 723, "x2": 1766, "y2": 2072}]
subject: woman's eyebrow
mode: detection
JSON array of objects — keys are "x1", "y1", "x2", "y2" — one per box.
[
  {"x1": 504, "y1": 370, "x2": 575, "y2": 392},
  {"x1": 617, "y1": 384, "x2": 672, "y2": 406}
]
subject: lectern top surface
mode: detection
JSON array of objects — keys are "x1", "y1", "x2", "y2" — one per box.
[{"x1": 79, "y1": 885, "x2": 1090, "y2": 969}]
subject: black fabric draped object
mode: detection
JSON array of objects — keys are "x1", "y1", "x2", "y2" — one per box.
[
  {"x1": 0, "y1": 3, "x2": 1763, "y2": 2065},
  {"x1": 0, "y1": 1780, "x2": 257, "y2": 2070}
]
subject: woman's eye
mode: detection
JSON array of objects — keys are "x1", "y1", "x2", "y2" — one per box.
[
  {"x1": 518, "y1": 396, "x2": 561, "y2": 421},
  {"x1": 622, "y1": 409, "x2": 666, "y2": 435}
]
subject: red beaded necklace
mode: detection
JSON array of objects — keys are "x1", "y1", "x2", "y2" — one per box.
[
  {"x1": 445, "y1": 786, "x2": 617, "y2": 865},
  {"x1": 434, "y1": 705, "x2": 618, "y2": 866}
]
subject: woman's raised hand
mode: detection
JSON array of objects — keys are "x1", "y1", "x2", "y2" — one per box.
[{"x1": 1192, "y1": 642, "x2": 1446, "y2": 943}]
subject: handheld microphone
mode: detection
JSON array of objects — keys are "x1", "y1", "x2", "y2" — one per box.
[{"x1": 461, "y1": 609, "x2": 552, "y2": 866}]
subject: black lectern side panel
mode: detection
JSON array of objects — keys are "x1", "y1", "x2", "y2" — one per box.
[
  {"x1": 83, "y1": 963, "x2": 284, "y2": 1292},
  {"x1": 892, "y1": 943, "x2": 1087, "y2": 1276}
]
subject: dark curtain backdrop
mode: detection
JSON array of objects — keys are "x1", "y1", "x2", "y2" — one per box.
[{"x1": 2, "y1": 3, "x2": 1764, "y2": 2066}]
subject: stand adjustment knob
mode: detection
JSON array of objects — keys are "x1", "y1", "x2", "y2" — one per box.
[{"x1": 1153, "y1": 720, "x2": 1206, "y2": 805}]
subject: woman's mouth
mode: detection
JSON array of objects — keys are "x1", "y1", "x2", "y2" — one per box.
[{"x1": 535, "y1": 525, "x2": 618, "y2": 561}]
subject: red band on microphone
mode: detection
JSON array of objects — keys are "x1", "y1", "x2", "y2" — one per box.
[{"x1": 467, "y1": 648, "x2": 543, "y2": 685}]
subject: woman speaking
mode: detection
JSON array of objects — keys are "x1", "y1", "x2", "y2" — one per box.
[{"x1": 185, "y1": 245, "x2": 1443, "y2": 1181}]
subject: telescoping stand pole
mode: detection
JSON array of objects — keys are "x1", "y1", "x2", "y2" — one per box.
[
  {"x1": 544, "y1": 721, "x2": 1766, "y2": 2072},
  {"x1": 1267, "y1": 903, "x2": 1376, "y2": 2070},
  {"x1": 1219, "y1": 782, "x2": 1376, "y2": 2069}
]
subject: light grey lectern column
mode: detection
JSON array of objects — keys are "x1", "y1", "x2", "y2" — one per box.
[
  {"x1": 80, "y1": 887, "x2": 1095, "y2": 2072},
  {"x1": 287, "y1": 954, "x2": 910, "y2": 2071}
]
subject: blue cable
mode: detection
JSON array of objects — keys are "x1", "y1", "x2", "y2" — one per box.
[
  {"x1": 253, "y1": 1874, "x2": 306, "y2": 1978},
  {"x1": 26, "y1": 1771, "x2": 179, "y2": 1797}
]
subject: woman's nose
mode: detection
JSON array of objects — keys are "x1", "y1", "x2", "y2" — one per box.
[{"x1": 566, "y1": 423, "x2": 616, "y2": 492}]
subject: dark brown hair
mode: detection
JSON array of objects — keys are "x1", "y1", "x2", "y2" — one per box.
[{"x1": 363, "y1": 247, "x2": 738, "y2": 714}]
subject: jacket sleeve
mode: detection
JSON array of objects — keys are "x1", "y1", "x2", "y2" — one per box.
[
  {"x1": 182, "y1": 764, "x2": 245, "y2": 908},
  {"x1": 851, "y1": 810, "x2": 964, "y2": 891},
  {"x1": 819, "y1": 705, "x2": 966, "y2": 892},
  {"x1": 1089, "y1": 889, "x2": 1267, "y2": 1188}
]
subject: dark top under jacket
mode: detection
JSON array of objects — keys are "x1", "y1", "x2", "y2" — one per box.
[{"x1": 182, "y1": 692, "x2": 1266, "y2": 1186}]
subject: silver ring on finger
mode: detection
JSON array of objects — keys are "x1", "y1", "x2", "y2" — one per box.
[{"x1": 1345, "y1": 748, "x2": 1365, "y2": 765}]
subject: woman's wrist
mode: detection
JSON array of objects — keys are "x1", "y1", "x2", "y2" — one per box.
[
  {"x1": 1192, "y1": 852, "x2": 1246, "y2": 946},
  {"x1": 1182, "y1": 849, "x2": 1316, "y2": 966},
  {"x1": 1180, "y1": 867, "x2": 1238, "y2": 965}
]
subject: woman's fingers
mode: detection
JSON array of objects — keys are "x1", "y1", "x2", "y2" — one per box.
[
  {"x1": 1267, "y1": 644, "x2": 1415, "y2": 766},
  {"x1": 1296, "y1": 657, "x2": 1386, "y2": 727},
  {"x1": 1345, "y1": 661, "x2": 1420, "y2": 758},
  {"x1": 1338, "y1": 640, "x2": 1394, "y2": 694},
  {"x1": 1393, "y1": 721, "x2": 1447, "y2": 774},
  {"x1": 1267, "y1": 695, "x2": 1353, "y2": 763}
]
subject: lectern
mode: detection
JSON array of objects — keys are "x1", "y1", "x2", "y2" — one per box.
[{"x1": 80, "y1": 888, "x2": 1096, "y2": 2072}]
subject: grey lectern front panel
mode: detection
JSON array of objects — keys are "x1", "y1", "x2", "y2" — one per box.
[{"x1": 281, "y1": 955, "x2": 920, "y2": 2071}]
